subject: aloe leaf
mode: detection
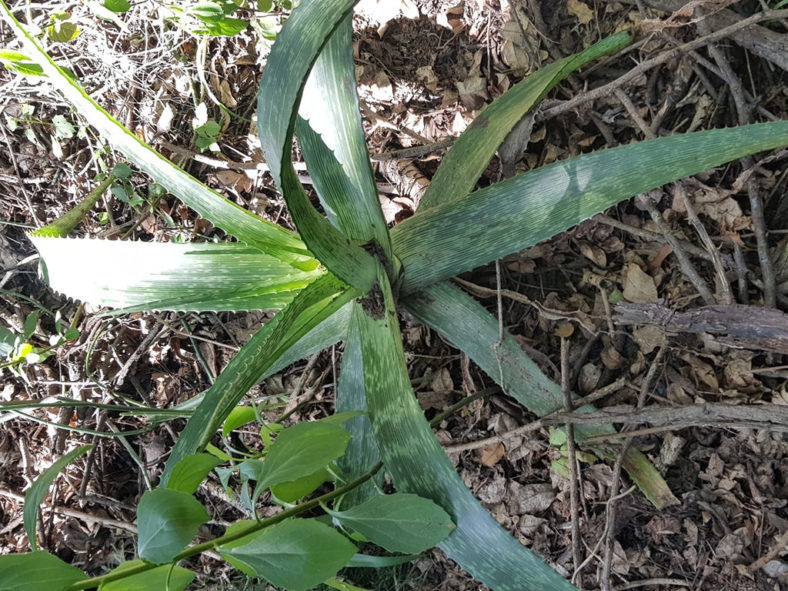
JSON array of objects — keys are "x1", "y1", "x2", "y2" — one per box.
[
  {"x1": 404, "y1": 281, "x2": 678, "y2": 509},
  {"x1": 161, "y1": 273, "x2": 359, "y2": 485},
  {"x1": 24, "y1": 445, "x2": 92, "y2": 551},
  {"x1": 297, "y1": 15, "x2": 392, "y2": 262},
  {"x1": 170, "y1": 301, "x2": 353, "y2": 418},
  {"x1": 394, "y1": 122, "x2": 788, "y2": 293},
  {"x1": 335, "y1": 303, "x2": 382, "y2": 508},
  {"x1": 30, "y1": 236, "x2": 322, "y2": 312},
  {"x1": 417, "y1": 30, "x2": 632, "y2": 212},
  {"x1": 353, "y1": 265, "x2": 577, "y2": 590},
  {"x1": 257, "y1": 0, "x2": 377, "y2": 290},
  {"x1": 0, "y1": 2, "x2": 311, "y2": 268}
]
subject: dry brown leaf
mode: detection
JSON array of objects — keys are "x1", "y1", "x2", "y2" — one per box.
[
  {"x1": 623, "y1": 263, "x2": 658, "y2": 303},
  {"x1": 215, "y1": 170, "x2": 253, "y2": 194},
  {"x1": 478, "y1": 442, "x2": 506, "y2": 467},
  {"x1": 456, "y1": 76, "x2": 488, "y2": 111},
  {"x1": 430, "y1": 367, "x2": 454, "y2": 394},
  {"x1": 579, "y1": 241, "x2": 607, "y2": 267},
  {"x1": 568, "y1": 0, "x2": 594, "y2": 24}
]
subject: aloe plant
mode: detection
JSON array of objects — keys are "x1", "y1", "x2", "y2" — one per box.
[{"x1": 2, "y1": 0, "x2": 787, "y2": 589}]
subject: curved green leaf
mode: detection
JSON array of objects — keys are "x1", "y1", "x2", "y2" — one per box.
[
  {"x1": 220, "y1": 518, "x2": 357, "y2": 591},
  {"x1": 166, "y1": 453, "x2": 223, "y2": 495},
  {"x1": 328, "y1": 493, "x2": 454, "y2": 554},
  {"x1": 297, "y1": 15, "x2": 392, "y2": 263},
  {"x1": 352, "y1": 264, "x2": 577, "y2": 590},
  {"x1": 394, "y1": 122, "x2": 788, "y2": 293},
  {"x1": 161, "y1": 273, "x2": 358, "y2": 485},
  {"x1": 98, "y1": 560, "x2": 195, "y2": 591},
  {"x1": 137, "y1": 488, "x2": 209, "y2": 564},
  {"x1": 0, "y1": 551, "x2": 86, "y2": 590},
  {"x1": 0, "y1": 2, "x2": 311, "y2": 268},
  {"x1": 257, "y1": 0, "x2": 377, "y2": 290},
  {"x1": 24, "y1": 445, "x2": 92, "y2": 551},
  {"x1": 404, "y1": 281, "x2": 678, "y2": 509},
  {"x1": 240, "y1": 421, "x2": 351, "y2": 503},
  {"x1": 417, "y1": 30, "x2": 632, "y2": 211},
  {"x1": 31, "y1": 236, "x2": 322, "y2": 312}
]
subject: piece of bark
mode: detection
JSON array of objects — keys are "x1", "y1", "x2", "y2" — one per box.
[{"x1": 614, "y1": 302, "x2": 788, "y2": 353}]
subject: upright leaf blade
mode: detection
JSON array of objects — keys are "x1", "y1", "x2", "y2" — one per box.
[
  {"x1": 334, "y1": 306, "x2": 382, "y2": 507},
  {"x1": 24, "y1": 445, "x2": 92, "y2": 551},
  {"x1": 0, "y1": 2, "x2": 310, "y2": 267},
  {"x1": 137, "y1": 489, "x2": 209, "y2": 564},
  {"x1": 352, "y1": 264, "x2": 577, "y2": 590},
  {"x1": 161, "y1": 273, "x2": 358, "y2": 485},
  {"x1": 394, "y1": 122, "x2": 788, "y2": 293},
  {"x1": 31, "y1": 237, "x2": 321, "y2": 312},
  {"x1": 417, "y1": 30, "x2": 632, "y2": 211},
  {"x1": 404, "y1": 281, "x2": 678, "y2": 509},
  {"x1": 257, "y1": 0, "x2": 377, "y2": 290},
  {"x1": 220, "y1": 519, "x2": 357, "y2": 591},
  {"x1": 297, "y1": 16, "x2": 392, "y2": 262}
]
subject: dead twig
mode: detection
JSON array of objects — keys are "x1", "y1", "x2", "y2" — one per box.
[
  {"x1": 551, "y1": 403, "x2": 788, "y2": 435},
  {"x1": 600, "y1": 347, "x2": 665, "y2": 591},
  {"x1": 537, "y1": 9, "x2": 788, "y2": 124},
  {"x1": 562, "y1": 338, "x2": 584, "y2": 584}
]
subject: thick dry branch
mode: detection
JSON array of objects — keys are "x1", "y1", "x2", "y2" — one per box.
[
  {"x1": 614, "y1": 302, "x2": 788, "y2": 353},
  {"x1": 545, "y1": 403, "x2": 788, "y2": 433}
]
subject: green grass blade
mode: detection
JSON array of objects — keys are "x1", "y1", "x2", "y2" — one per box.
[
  {"x1": 354, "y1": 265, "x2": 577, "y2": 590},
  {"x1": 394, "y1": 121, "x2": 788, "y2": 293},
  {"x1": 297, "y1": 16, "x2": 392, "y2": 262},
  {"x1": 161, "y1": 273, "x2": 359, "y2": 485},
  {"x1": 417, "y1": 31, "x2": 631, "y2": 212},
  {"x1": 256, "y1": 0, "x2": 377, "y2": 290},
  {"x1": 0, "y1": 3, "x2": 312, "y2": 268},
  {"x1": 31, "y1": 236, "x2": 322, "y2": 312},
  {"x1": 404, "y1": 281, "x2": 678, "y2": 509},
  {"x1": 24, "y1": 445, "x2": 92, "y2": 550}
]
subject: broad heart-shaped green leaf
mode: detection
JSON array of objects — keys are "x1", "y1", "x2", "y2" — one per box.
[
  {"x1": 24, "y1": 445, "x2": 92, "y2": 550},
  {"x1": 0, "y1": 3, "x2": 312, "y2": 269},
  {"x1": 297, "y1": 15, "x2": 393, "y2": 265},
  {"x1": 351, "y1": 263, "x2": 577, "y2": 591},
  {"x1": 394, "y1": 121, "x2": 788, "y2": 294},
  {"x1": 0, "y1": 551, "x2": 87, "y2": 590},
  {"x1": 240, "y1": 422, "x2": 351, "y2": 504},
  {"x1": 99, "y1": 560, "x2": 195, "y2": 591},
  {"x1": 257, "y1": 0, "x2": 377, "y2": 291},
  {"x1": 417, "y1": 30, "x2": 631, "y2": 212},
  {"x1": 404, "y1": 281, "x2": 678, "y2": 510},
  {"x1": 327, "y1": 493, "x2": 454, "y2": 553},
  {"x1": 219, "y1": 518, "x2": 357, "y2": 591},
  {"x1": 30, "y1": 237, "x2": 322, "y2": 313},
  {"x1": 136, "y1": 488, "x2": 209, "y2": 563},
  {"x1": 161, "y1": 273, "x2": 358, "y2": 486},
  {"x1": 166, "y1": 453, "x2": 223, "y2": 495}
]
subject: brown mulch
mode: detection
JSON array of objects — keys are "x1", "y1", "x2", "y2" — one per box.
[{"x1": 1, "y1": 1, "x2": 787, "y2": 589}]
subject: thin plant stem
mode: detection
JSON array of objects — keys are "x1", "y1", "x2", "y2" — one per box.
[{"x1": 64, "y1": 462, "x2": 384, "y2": 591}]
